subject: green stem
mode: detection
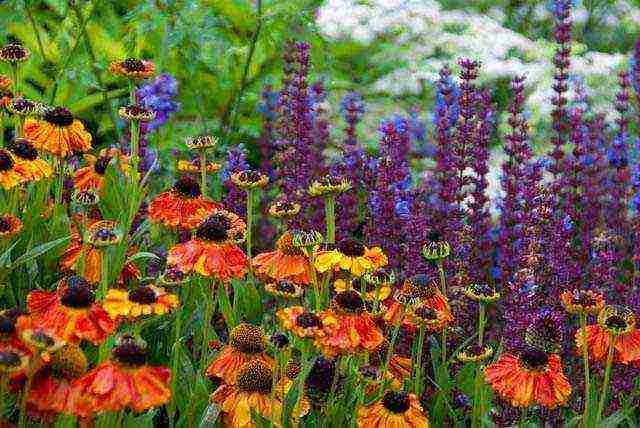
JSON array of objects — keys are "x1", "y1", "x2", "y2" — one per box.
[
  {"x1": 597, "y1": 335, "x2": 615, "y2": 422},
  {"x1": 0, "y1": 112, "x2": 4, "y2": 146},
  {"x1": 200, "y1": 281, "x2": 215, "y2": 371},
  {"x1": 580, "y1": 313, "x2": 590, "y2": 426},
  {"x1": 324, "y1": 196, "x2": 335, "y2": 244},
  {"x1": 414, "y1": 323, "x2": 426, "y2": 395},
  {"x1": 199, "y1": 148, "x2": 207, "y2": 196},
  {"x1": 54, "y1": 158, "x2": 64, "y2": 208},
  {"x1": 382, "y1": 306, "x2": 405, "y2": 376},
  {"x1": 441, "y1": 327, "x2": 448, "y2": 367},
  {"x1": 471, "y1": 364, "x2": 482, "y2": 428},
  {"x1": 437, "y1": 259, "x2": 447, "y2": 295},
  {"x1": 169, "y1": 295, "x2": 184, "y2": 428},
  {"x1": 246, "y1": 189, "x2": 254, "y2": 262},
  {"x1": 0, "y1": 375, "x2": 7, "y2": 420},
  {"x1": 130, "y1": 119, "x2": 140, "y2": 184},
  {"x1": 98, "y1": 249, "x2": 110, "y2": 299},
  {"x1": 478, "y1": 304, "x2": 486, "y2": 347},
  {"x1": 308, "y1": 251, "x2": 321, "y2": 311}
]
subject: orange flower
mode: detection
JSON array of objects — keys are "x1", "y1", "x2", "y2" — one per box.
[
  {"x1": 253, "y1": 231, "x2": 311, "y2": 284},
  {"x1": 9, "y1": 138, "x2": 52, "y2": 183},
  {"x1": 277, "y1": 306, "x2": 326, "y2": 339},
  {"x1": 205, "y1": 323, "x2": 274, "y2": 385},
  {"x1": 484, "y1": 349, "x2": 572, "y2": 408},
  {"x1": 26, "y1": 276, "x2": 116, "y2": 345},
  {"x1": 24, "y1": 107, "x2": 92, "y2": 158},
  {"x1": 560, "y1": 289, "x2": 605, "y2": 315},
  {"x1": 103, "y1": 285, "x2": 179, "y2": 320},
  {"x1": 70, "y1": 335, "x2": 171, "y2": 416},
  {"x1": 210, "y1": 360, "x2": 283, "y2": 428},
  {"x1": 384, "y1": 277, "x2": 452, "y2": 332},
  {"x1": 315, "y1": 238, "x2": 388, "y2": 277},
  {"x1": 0, "y1": 308, "x2": 30, "y2": 352},
  {"x1": 356, "y1": 390, "x2": 429, "y2": 428},
  {"x1": 27, "y1": 343, "x2": 87, "y2": 417},
  {"x1": 0, "y1": 74, "x2": 10, "y2": 89},
  {"x1": 0, "y1": 149, "x2": 22, "y2": 189},
  {"x1": 73, "y1": 148, "x2": 128, "y2": 191},
  {"x1": 167, "y1": 209, "x2": 248, "y2": 280},
  {"x1": 177, "y1": 159, "x2": 221, "y2": 174},
  {"x1": 108, "y1": 58, "x2": 155, "y2": 79},
  {"x1": 575, "y1": 305, "x2": 640, "y2": 364},
  {"x1": 0, "y1": 213, "x2": 22, "y2": 239},
  {"x1": 149, "y1": 175, "x2": 222, "y2": 229},
  {"x1": 59, "y1": 220, "x2": 140, "y2": 284},
  {"x1": 316, "y1": 290, "x2": 384, "y2": 357}
]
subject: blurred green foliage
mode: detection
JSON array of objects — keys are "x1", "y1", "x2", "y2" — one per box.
[{"x1": 0, "y1": 0, "x2": 324, "y2": 151}]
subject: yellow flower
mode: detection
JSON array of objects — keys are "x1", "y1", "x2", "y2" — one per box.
[
  {"x1": 104, "y1": 285, "x2": 179, "y2": 320},
  {"x1": 315, "y1": 239, "x2": 387, "y2": 277}
]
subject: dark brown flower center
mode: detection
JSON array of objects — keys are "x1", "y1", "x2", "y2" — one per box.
[
  {"x1": 196, "y1": 213, "x2": 231, "y2": 242},
  {"x1": 337, "y1": 238, "x2": 365, "y2": 257},
  {"x1": 467, "y1": 345, "x2": 485, "y2": 356},
  {"x1": 10, "y1": 98, "x2": 34, "y2": 114},
  {"x1": 275, "y1": 201, "x2": 296, "y2": 212},
  {"x1": 112, "y1": 339, "x2": 147, "y2": 366},
  {"x1": 275, "y1": 280, "x2": 296, "y2": 294},
  {"x1": 270, "y1": 332, "x2": 289, "y2": 349},
  {"x1": 0, "y1": 150, "x2": 14, "y2": 171},
  {"x1": 305, "y1": 356, "x2": 336, "y2": 393},
  {"x1": 123, "y1": 105, "x2": 148, "y2": 116},
  {"x1": 94, "y1": 156, "x2": 111, "y2": 175},
  {"x1": 572, "y1": 291, "x2": 596, "y2": 307},
  {"x1": 11, "y1": 139, "x2": 37, "y2": 160},
  {"x1": 173, "y1": 175, "x2": 201, "y2": 198},
  {"x1": 520, "y1": 349, "x2": 549, "y2": 370},
  {"x1": 238, "y1": 170, "x2": 262, "y2": 183},
  {"x1": 229, "y1": 323, "x2": 266, "y2": 354},
  {"x1": 0, "y1": 351, "x2": 21, "y2": 368},
  {"x1": 0, "y1": 314, "x2": 16, "y2": 335},
  {"x1": 295, "y1": 311, "x2": 322, "y2": 328},
  {"x1": 44, "y1": 107, "x2": 74, "y2": 127},
  {"x1": 471, "y1": 284, "x2": 493, "y2": 297},
  {"x1": 415, "y1": 306, "x2": 437, "y2": 320},
  {"x1": 427, "y1": 231, "x2": 442, "y2": 242},
  {"x1": 0, "y1": 217, "x2": 12, "y2": 232},
  {"x1": 335, "y1": 290, "x2": 365, "y2": 312},
  {"x1": 0, "y1": 44, "x2": 28, "y2": 61},
  {"x1": 31, "y1": 331, "x2": 55, "y2": 348},
  {"x1": 128, "y1": 286, "x2": 158, "y2": 304},
  {"x1": 123, "y1": 58, "x2": 146, "y2": 72},
  {"x1": 606, "y1": 315, "x2": 628, "y2": 330},
  {"x1": 382, "y1": 391, "x2": 410, "y2": 414},
  {"x1": 94, "y1": 227, "x2": 117, "y2": 242},
  {"x1": 237, "y1": 361, "x2": 273, "y2": 393},
  {"x1": 60, "y1": 282, "x2": 95, "y2": 308}
]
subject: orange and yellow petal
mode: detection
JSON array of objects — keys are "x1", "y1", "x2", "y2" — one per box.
[
  {"x1": 24, "y1": 119, "x2": 92, "y2": 158},
  {"x1": 253, "y1": 251, "x2": 310, "y2": 285},
  {"x1": 168, "y1": 240, "x2": 247, "y2": 280},
  {"x1": 205, "y1": 346, "x2": 274, "y2": 385},
  {"x1": 14, "y1": 159, "x2": 52, "y2": 183},
  {"x1": 149, "y1": 191, "x2": 221, "y2": 229}
]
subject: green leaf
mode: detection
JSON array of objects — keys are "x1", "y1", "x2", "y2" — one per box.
[
  {"x1": 126, "y1": 251, "x2": 161, "y2": 264},
  {"x1": 198, "y1": 403, "x2": 221, "y2": 428},
  {"x1": 9, "y1": 236, "x2": 70, "y2": 271},
  {"x1": 0, "y1": 241, "x2": 20, "y2": 268}
]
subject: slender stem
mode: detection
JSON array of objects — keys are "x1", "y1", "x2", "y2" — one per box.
[
  {"x1": 99, "y1": 249, "x2": 109, "y2": 299},
  {"x1": 478, "y1": 304, "x2": 486, "y2": 347},
  {"x1": 0, "y1": 112, "x2": 4, "y2": 146},
  {"x1": 414, "y1": 323, "x2": 426, "y2": 395},
  {"x1": 308, "y1": 251, "x2": 321, "y2": 311},
  {"x1": 597, "y1": 335, "x2": 615, "y2": 421},
  {"x1": 441, "y1": 328, "x2": 448, "y2": 366},
  {"x1": 200, "y1": 280, "x2": 215, "y2": 371},
  {"x1": 471, "y1": 364, "x2": 481, "y2": 428},
  {"x1": 130, "y1": 119, "x2": 140, "y2": 183},
  {"x1": 246, "y1": 189, "x2": 254, "y2": 262},
  {"x1": 169, "y1": 289, "x2": 184, "y2": 428},
  {"x1": 437, "y1": 259, "x2": 447, "y2": 295},
  {"x1": 199, "y1": 148, "x2": 207, "y2": 196},
  {"x1": 382, "y1": 306, "x2": 405, "y2": 376},
  {"x1": 54, "y1": 158, "x2": 64, "y2": 207},
  {"x1": 324, "y1": 196, "x2": 335, "y2": 244},
  {"x1": 519, "y1": 407, "x2": 528, "y2": 427},
  {"x1": 580, "y1": 313, "x2": 590, "y2": 426},
  {"x1": 0, "y1": 375, "x2": 7, "y2": 420}
]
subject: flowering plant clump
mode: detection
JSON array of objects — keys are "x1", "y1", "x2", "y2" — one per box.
[{"x1": 2, "y1": 1, "x2": 640, "y2": 427}]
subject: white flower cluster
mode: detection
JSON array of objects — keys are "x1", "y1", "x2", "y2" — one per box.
[{"x1": 318, "y1": 0, "x2": 639, "y2": 126}]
